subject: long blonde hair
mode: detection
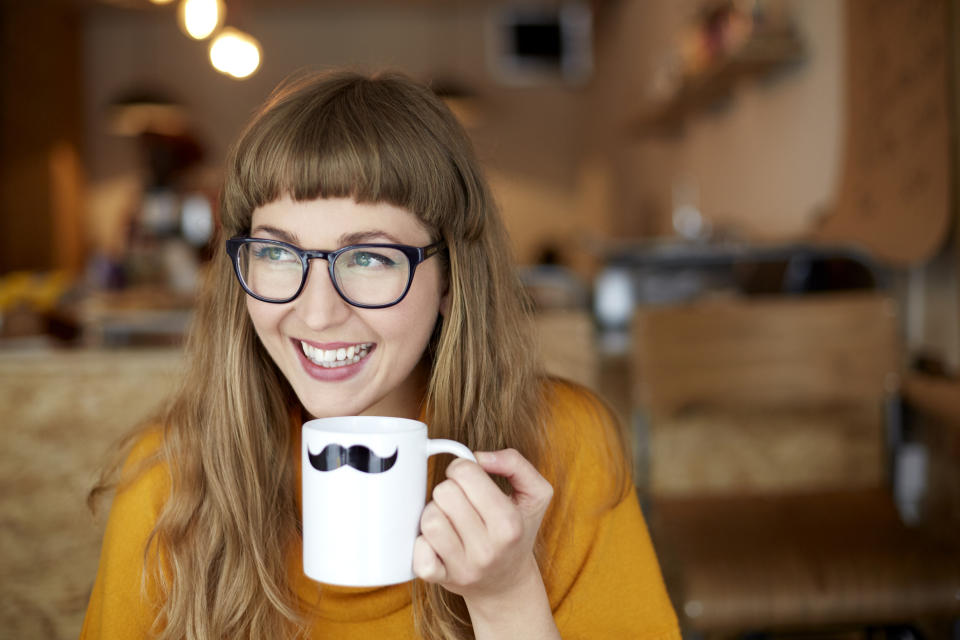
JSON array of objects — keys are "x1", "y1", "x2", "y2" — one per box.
[{"x1": 91, "y1": 70, "x2": 548, "y2": 639}]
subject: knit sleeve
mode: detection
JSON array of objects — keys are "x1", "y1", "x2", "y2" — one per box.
[
  {"x1": 80, "y1": 430, "x2": 168, "y2": 640},
  {"x1": 539, "y1": 381, "x2": 681, "y2": 639}
]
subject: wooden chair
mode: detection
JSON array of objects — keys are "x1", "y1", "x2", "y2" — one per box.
[
  {"x1": 535, "y1": 309, "x2": 600, "y2": 391},
  {"x1": 631, "y1": 292, "x2": 960, "y2": 634}
]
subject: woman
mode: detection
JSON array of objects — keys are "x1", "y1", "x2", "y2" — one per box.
[{"x1": 82, "y1": 70, "x2": 680, "y2": 640}]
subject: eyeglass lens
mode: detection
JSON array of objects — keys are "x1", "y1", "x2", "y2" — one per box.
[{"x1": 237, "y1": 241, "x2": 412, "y2": 305}]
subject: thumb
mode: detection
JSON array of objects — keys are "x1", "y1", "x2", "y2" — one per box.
[{"x1": 475, "y1": 449, "x2": 553, "y2": 508}]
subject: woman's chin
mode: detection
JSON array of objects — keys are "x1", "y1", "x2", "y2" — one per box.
[{"x1": 301, "y1": 402, "x2": 361, "y2": 420}]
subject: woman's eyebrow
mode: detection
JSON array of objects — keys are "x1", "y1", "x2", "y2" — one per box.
[
  {"x1": 338, "y1": 230, "x2": 406, "y2": 246},
  {"x1": 249, "y1": 226, "x2": 408, "y2": 247},
  {"x1": 250, "y1": 225, "x2": 300, "y2": 245}
]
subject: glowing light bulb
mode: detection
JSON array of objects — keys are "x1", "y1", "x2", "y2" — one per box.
[
  {"x1": 178, "y1": 0, "x2": 223, "y2": 40},
  {"x1": 209, "y1": 28, "x2": 262, "y2": 79}
]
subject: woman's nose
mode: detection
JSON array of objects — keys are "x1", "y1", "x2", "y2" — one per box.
[{"x1": 293, "y1": 263, "x2": 352, "y2": 330}]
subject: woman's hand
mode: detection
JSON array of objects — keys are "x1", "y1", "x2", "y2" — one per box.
[{"x1": 413, "y1": 448, "x2": 559, "y2": 638}]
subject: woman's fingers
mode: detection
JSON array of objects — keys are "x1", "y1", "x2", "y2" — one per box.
[
  {"x1": 415, "y1": 498, "x2": 463, "y2": 583},
  {"x1": 443, "y1": 458, "x2": 512, "y2": 523},
  {"x1": 418, "y1": 499, "x2": 462, "y2": 561},
  {"x1": 415, "y1": 450, "x2": 554, "y2": 596},
  {"x1": 475, "y1": 449, "x2": 554, "y2": 515},
  {"x1": 431, "y1": 477, "x2": 490, "y2": 564},
  {"x1": 441, "y1": 452, "x2": 553, "y2": 549},
  {"x1": 412, "y1": 534, "x2": 446, "y2": 583}
]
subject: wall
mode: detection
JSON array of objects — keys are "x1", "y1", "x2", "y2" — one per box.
[
  {"x1": 0, "y1": 4, "x2": 84, "y2": 273},
  {"x1": 74, "y1": 1, "x2": 954, "y2": 288},
  {"x1": 588, "y1": 0, "x2": 844, "y2": 241},
  {"x1": 81, "y1": 4, "x2": 591, "y2": 266},
  {"x1": 585, "y1": 0, "x2": 957, "y2": 368}
]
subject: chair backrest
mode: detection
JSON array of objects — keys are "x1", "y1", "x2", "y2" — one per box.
[
  {"x1": 632, "y1": 292, "x2": 900, "y2": 498},
  {"x1": 535, "y1": 309, "x2": 600, "y2": 391}
]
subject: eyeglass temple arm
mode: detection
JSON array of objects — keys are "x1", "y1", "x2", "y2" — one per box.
[{"x1": 423, "y1": 241, "x2": 445, "y2": 259}]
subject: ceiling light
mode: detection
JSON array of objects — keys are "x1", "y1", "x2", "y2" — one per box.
[
  {"x1": 178, "y1": 0, "x2": 223, "y2": 40},
  {"x1": 209, "y1": 28, "x2": 262, "y2": 79}
]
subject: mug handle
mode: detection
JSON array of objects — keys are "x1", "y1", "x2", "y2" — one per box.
[{"x1": 426, "y1": 439, "x2": 476, "y2": 462}]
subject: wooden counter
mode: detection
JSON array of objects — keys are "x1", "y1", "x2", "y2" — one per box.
[{"x1": 0, "y1": 347, "x2": 183, "y2": 639}]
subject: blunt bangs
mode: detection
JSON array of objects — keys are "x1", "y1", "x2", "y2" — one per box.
[{"x1": 223, "y1": 72, "x2": 472, "y2": 237}]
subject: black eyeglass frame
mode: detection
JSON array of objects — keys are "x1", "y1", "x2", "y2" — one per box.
[{"x1": 225, "y1": 236, "x2": 446, "y2": 309}]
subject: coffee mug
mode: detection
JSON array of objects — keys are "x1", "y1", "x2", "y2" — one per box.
[{"x1": 302, "y1": 415, "x2": 475, "y2": 587}]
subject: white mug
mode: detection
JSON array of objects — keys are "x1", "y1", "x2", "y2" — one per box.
[{"x1": 302, "y1": 415, "x2": 475, "y2": 587}]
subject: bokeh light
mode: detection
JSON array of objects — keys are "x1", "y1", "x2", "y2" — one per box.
[
  {"x1": 209, "y1": 28, "x2": 262, "y2": 79},
  {"x1": 178, "y1": 0, "x2": 223, "y2": 40}
]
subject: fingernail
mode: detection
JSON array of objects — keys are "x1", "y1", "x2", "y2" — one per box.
[{"x1": 475, "y1": 451, "x2": 493, "y2": 464}]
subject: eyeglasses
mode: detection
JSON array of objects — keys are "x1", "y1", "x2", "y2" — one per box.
[{"x1": 226, "y1": 236, "x2": 445, "y2": 308}]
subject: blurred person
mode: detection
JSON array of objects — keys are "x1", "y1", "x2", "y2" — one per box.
[{"x1": 80, "y1": 70, "x2": 679, "y2": 640}]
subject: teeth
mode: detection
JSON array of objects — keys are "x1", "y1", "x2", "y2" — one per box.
[{"x1": 300, "y1": 341, "x2": 372, "y2": 368}]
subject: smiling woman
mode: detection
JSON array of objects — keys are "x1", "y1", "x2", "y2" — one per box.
[
  {"x1": 80, "y1": 70, "x2": 681, "y2": 640},
  {"x1": 240, "y1": 197, "x2": 446, "y2": 419}
]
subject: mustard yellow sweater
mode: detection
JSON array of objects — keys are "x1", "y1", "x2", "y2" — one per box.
[{"x1": 81, "y1": 382, "x2": 680, "y2": 638}]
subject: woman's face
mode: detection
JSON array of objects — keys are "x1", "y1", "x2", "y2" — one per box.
[{"x1": 245, "y1": 196, "x2": 447, "y2": 419}]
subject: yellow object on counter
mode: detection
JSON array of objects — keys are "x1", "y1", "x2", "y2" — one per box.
[{"x1": 0, "y1": 270, "x2": 71, "y2": 312}]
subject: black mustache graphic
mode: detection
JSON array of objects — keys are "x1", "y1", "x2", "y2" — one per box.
[{"x1": 308, "y1": 444, "x2": 399, "y2": 473}]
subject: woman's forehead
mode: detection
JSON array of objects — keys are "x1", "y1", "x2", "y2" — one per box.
[{"x1": 250, "y1": 196, "x2": 434, "y2": 247}]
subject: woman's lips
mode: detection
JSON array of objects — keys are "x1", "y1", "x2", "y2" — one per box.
[{"x1": 292, "y1": 338, "x2": 374, "y2": 382}]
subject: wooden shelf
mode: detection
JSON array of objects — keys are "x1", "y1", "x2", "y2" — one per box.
[{"x1": 633, "y1": 28, "x2": 806, "y2": 137}]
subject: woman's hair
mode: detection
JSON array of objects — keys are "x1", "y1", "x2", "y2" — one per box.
[{"x1": 91, "y1": 69, "x2": 549, "y2": 640}]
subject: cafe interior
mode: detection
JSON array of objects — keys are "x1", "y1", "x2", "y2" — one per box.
[{"x1": 2, "y1": 0, "x2": 959, "y2": 637}]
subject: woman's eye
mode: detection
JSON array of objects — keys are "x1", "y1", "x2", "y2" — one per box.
[
  {"x1": 350, "y1": 251, "x2": 396, "y2": 268},
  {"x1": 253, "y1": 245, "x2": 296, "y2": 262}
]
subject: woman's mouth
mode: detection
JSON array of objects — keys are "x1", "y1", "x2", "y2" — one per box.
[{"x1": 299, "y1": 341, "x2": 374, "y2": 369}]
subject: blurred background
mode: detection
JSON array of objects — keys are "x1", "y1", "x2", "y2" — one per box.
[{"x1": 1, "y1": 0, "x2": 958, "y2": 638}]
